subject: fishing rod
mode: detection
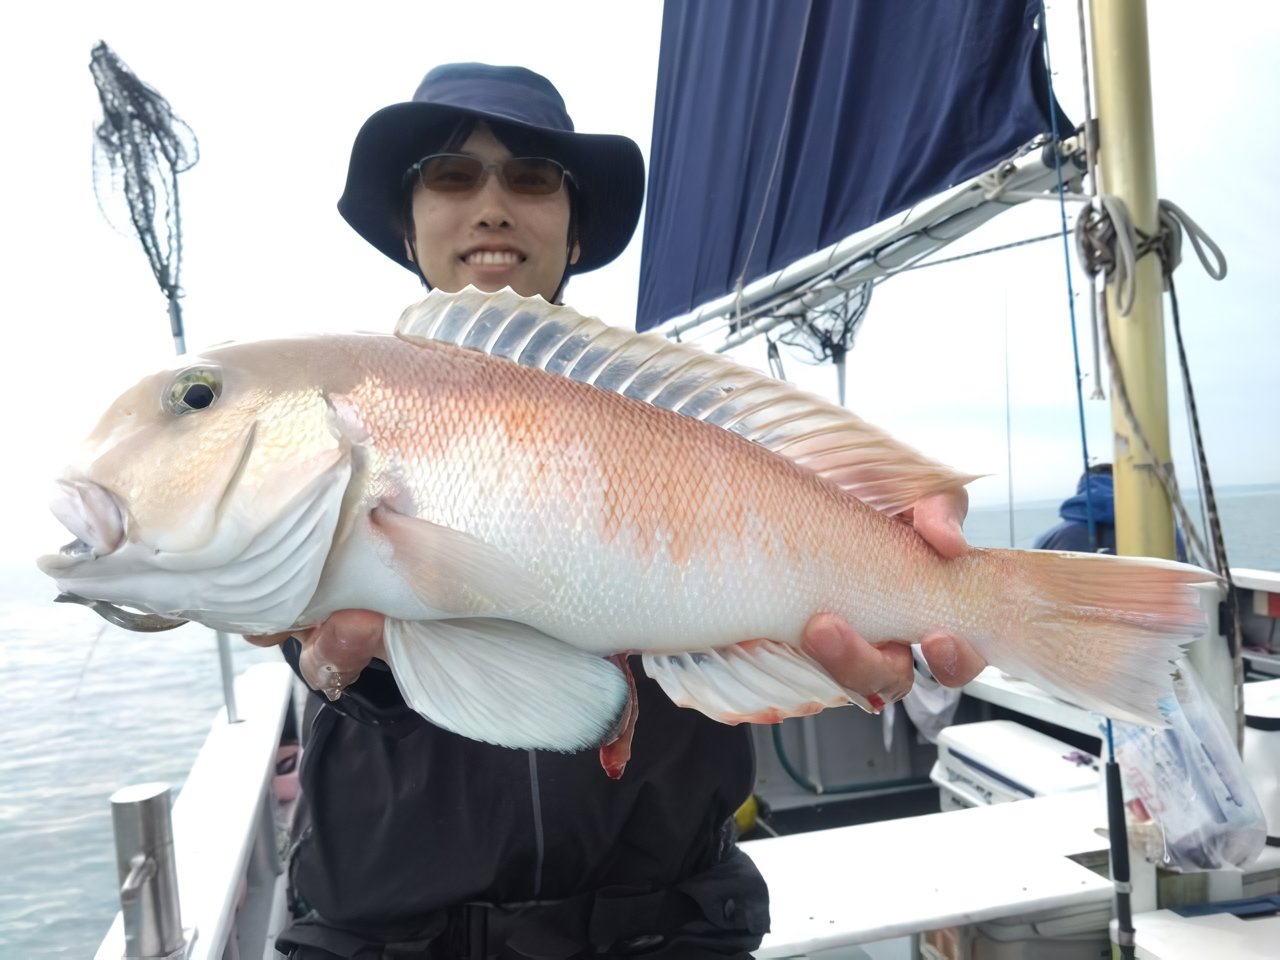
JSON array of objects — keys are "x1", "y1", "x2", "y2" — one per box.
[{"x1": 1103, "y1": 720, "x2": 1136, "y2": 959}]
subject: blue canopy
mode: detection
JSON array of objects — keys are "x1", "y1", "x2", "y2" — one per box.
[{"x1": 635, "y1": 0, "x2": 1072, "y2": 331}]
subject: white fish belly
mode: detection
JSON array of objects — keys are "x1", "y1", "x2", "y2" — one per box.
[{"x1": 462, "y1": 505, "x2": 850, "y2": 655}]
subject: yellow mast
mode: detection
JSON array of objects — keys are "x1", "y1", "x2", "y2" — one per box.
[
  {"x1": 1089, "y1": 0, "x2": 1177, "y2": 559},
  {"x1": 1091, "y1": 0, "x2": 1242, "y2": 784}
]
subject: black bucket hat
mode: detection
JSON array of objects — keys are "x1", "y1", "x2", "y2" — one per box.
[{"x1": 338, "y1": 62, "x2": 645, "y2": 277}]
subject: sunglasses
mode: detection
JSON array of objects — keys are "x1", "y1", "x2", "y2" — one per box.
[{"x1": 407, "y1": 153, "x2": 574, "y2": 196}]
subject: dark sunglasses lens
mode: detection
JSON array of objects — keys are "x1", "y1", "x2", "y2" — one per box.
[
  {"x1": 419, "y1": 155, "x2": 484, "y2": 192},
  {"x1": 501, "y1": 158, "x2": 565, "y2": 195}
]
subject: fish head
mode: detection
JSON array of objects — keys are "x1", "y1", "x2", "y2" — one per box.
[{"x1": 37, "y1": 340, "x2": 355, "y2": 633}]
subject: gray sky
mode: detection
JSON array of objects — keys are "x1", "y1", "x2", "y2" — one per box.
[{"x1": 4, "y1": 1, "x2": 1277, "y2": 565}]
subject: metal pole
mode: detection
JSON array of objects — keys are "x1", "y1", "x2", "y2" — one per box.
[
  {"x1": 110, "y1": 782, "x2": 188, "y2": 959},
  {"x1": 169, "y1": 299, "x2": 186, "y2": 356},
  {"x1": 1089, "y1": 0, "x2": 1177, "y2": 561},
  {"x1": 217, "y1": 631, "x2": 240, "y2": 724},
  {"x1": 833, "y1": 345, "x2": 847, "y2": 407},
  {"x1": 1090, "y1": 5, "x2": 1175, "y2": 956},
  {"x1": 169, "y1": 298, "x2": 238, "y2": 724}
]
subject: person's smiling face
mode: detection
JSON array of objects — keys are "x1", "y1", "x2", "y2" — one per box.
[{"x1": 407, "y1": 123, "x2": 579, "y2": 302}]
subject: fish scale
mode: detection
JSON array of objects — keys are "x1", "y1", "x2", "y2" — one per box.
[{"x1": 39, "y1": 287, "x2": 1216, "y2": 760}]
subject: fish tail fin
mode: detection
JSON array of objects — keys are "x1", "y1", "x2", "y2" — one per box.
[{"x1": 981, "y1": 550, "x2": 1216, "y2": 727}]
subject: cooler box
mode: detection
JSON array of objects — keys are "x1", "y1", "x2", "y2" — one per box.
[
  {"x1": 920, "y1": 901, "x2": 1111, "y2": 959},
  {"x1": 925, "y1": 723, "x2": 1109, "y2": 959},
  {"x1": 1243, "y1": 678, "x2": 1280, "y2": 844},
  {"x1": 931, "y1": 720, "x2": 1100, "y2": 810}
]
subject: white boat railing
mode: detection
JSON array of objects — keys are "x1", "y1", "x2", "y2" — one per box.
[{"x1": 96, "y1": 662, "x2": 297, "y2": 960}]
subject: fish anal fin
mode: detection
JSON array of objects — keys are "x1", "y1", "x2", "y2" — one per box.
[
  {"x1": 642, "y1": 638, "x2": 873, "y2": 725},
  {"x1": 383, "y1": 617, "x2": 629, "y2": 752}
]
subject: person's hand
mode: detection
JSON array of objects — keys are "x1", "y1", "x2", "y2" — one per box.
[
  {"x1": 245, "y1": 609, "x2": 387, "y2": 700},
  {"x1": 801, "y1": 614, "x2": 915, "y2": 710},
  {"x1": 906, "y1": 487, "x2": 988, "y2": 687},
  {"x1": 801, "y1": 488, "x2": 987, "y2": 709},
  {"x1": 903, "y1": 486, "x2": 969, "y2": 562}
]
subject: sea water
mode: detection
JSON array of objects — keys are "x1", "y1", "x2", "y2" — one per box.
[{"x1": 2, "y1": 486, "x2": 1278, "y2": 958}]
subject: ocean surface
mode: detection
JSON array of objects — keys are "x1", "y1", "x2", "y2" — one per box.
[{"x1": 2, "y1": 485, "x2": 1278, "y2": 958}]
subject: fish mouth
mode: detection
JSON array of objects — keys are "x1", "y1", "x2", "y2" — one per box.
[
  {"x1": 37, "y1": 419, "x2": 348, "y2": 635},
  {"x1": 38, "y1": 421, "x2": 259, "y2": 578},
  {"x1": 42, "y1": 478, "x2": 126, "y2": 568}
]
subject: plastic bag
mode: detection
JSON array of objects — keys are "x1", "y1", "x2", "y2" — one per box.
[{"x1": 1111, "y1": 661, "x2": 1266, "y2": 871}]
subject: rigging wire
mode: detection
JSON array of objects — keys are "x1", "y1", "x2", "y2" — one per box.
[
  {"x1": 732, "y1": 1, "x2": 815, "y2": 327},
  {"x1": 1081, "y1": 199, "x2": 1225, "y2": 567},
  {"x1": 1003, "y1": 295, "x2": 1016, "y2": 546},
  {"x1": 1045, "y1": 13, "x2": 1130, "y2": 957},
  {"x1": 1166, "y1": 284, "x2": 1228, "y2": 575},
  {"x1": 1041, "y1": 15, "x2": 1101, "y2": 550},
  {"x1": 1074, "y1": 0, "x2": 1106, "y2": 400},
  {"x1": 1166, "y1": 277, "x2": 1246, "y2": 729},
  {"x1": 700, "y1": 143, "x2": 1091, "y2": 352},
  {"x1": 897, "y1": 231, "x2": 1063, "y2": 272},
  {"x1": 705, "y1": 222, "x2": 1066, "y2": 357}
]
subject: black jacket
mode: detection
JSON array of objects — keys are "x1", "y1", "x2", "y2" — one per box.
[{"x1": 278, "y1": 641, "x2": 769, "y2": 958}]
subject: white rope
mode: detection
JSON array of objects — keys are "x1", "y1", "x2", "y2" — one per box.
[
  {"x1": 1158, "y1": 199, "x2": 1228, "y2": 283},
  {"x1": 1075, "y1": 195, "x2": 1228, "y2": 317},
  {"x1": 1098, "y1": 307, "x2": 1215, "y2": 565},
  {"x1": 1072, "y1": 190, "x2": 1230, "y2": 565}
]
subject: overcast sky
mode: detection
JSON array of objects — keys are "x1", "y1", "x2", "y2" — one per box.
[{"x1": 4, "y1": 1, "x2": 1277, "y2": 566}]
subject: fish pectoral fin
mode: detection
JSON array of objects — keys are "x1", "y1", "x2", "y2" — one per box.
[
  {"x1": 383, "y1": 618, "x2": 629, "y2": 752},
  {"x1": 371, "y1": 506, "x2": 540, "y2": 615},
  {"x1": 642, "y1": 639, "x2": 874, "y2": 724}
]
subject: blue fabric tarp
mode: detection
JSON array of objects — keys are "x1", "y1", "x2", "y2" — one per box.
[{"x1": 635, "y1": 0, "x2": 1072, "y2": 331}]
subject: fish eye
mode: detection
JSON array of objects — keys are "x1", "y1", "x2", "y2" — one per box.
[{"x1": 165, "y1": 367, "x2": 223, "y2": 415}]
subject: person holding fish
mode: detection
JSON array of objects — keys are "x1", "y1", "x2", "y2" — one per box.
[
  {"x1": 249, "y1": 62, "x2": 986, "y2": 960},
  {"x1": 41, "y1": 57, "x2": 1208, "y2": 959}
]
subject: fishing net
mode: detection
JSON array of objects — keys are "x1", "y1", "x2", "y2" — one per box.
[
  {"x1": 775, "y1": 280, "x2": 874, "y2": 366},
  {"x1": 88, "y1": 40, "x2": 199, "y2": 346}
]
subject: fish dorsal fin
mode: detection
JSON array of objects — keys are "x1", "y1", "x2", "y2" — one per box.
[{"x1": 396, "y1": 287, "x2": 978, "y2": 514}]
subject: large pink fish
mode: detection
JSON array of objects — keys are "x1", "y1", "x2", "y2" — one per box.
[{"x1": 39, "y1": 287, "x2": 1211, "y2": 766}]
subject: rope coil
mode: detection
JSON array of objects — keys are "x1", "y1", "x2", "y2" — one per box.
[{"x1": 1075, "y1": 196, "x2": 1227, "y2": 317}]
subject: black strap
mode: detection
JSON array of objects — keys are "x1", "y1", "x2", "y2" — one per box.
[
  {"x1": 450, "y1": 896, "x2": 594, "y2": 960},
  {"x1": 275, "y1": 915, "x2": 445, "y2": 958},
  {"x1": 278, "y1": 846, "x2": 766, "y2": 960}
]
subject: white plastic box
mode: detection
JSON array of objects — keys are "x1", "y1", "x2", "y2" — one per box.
[
  {"x1": 924, "y1": 722, "x2": 1108, "y2": 959},
  {"x1": 930, "y1": 720, "x2": 1100, "y2": 811},
  {"x1": 920, "y1": 902, "x2": 1111, "y2": 960}
]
